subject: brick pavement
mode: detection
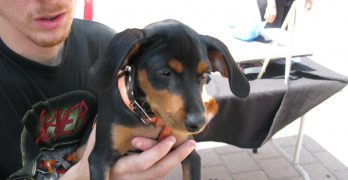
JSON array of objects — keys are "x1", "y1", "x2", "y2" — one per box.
[{"x1": 165, "y1": 135, "x2": 348, "y2": 180}]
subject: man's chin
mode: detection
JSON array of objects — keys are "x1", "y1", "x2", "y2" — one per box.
[
  {"x1": 35, "y1": 38, "x2": 66, "y2": 48},
  {"x1": 27, "y1": 28, "x2": 70, "y2": 48}
]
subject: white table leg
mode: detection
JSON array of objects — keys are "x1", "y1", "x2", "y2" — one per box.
[
  {"x1": 272, "y1": 115, "x2": 311, "y2": 180},
  {"x1": 257, "y1": 57, "x2": 272, "y2": 79}
]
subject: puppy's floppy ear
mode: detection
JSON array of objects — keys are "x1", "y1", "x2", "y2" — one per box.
[
  {"x1": 201, "y1": 35, "x2": 250, "y2": 98},
  {"x1": 89, "y1": 29, "x2": 144, "y2": 92}
]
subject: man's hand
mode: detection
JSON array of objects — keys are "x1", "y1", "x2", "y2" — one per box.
[
  {"x1": 304, "y1": 0, "x2": 313, "y2": 10},
  {"x1": 60, "y1": 125, "x2": 196, "y2": 180},
  {"x1": 265, "y1": 0, "x2": 277, "y2": 23}
]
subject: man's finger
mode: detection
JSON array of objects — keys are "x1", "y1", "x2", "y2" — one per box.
[
  {"x1": 111, "y1": 136, "x2": 176, "y2": 174},
  {"x1": 131, "y1": 137, "x2": 158, "y2": 151},
  {"x1": 112, "y1": 140, "x2": 196, "y2": 180},
  {"x1": 134, "y1": 140, "x2": 197, "y2": 179}
]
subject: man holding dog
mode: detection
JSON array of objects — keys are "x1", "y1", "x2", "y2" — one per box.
[{"x1": 0, "y1": 0, "x2": 196, "y2": 179}]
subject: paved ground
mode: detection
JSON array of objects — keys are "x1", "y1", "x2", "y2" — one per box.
[{"x1": 166, "y1": 135, "x2": 348, "y2": 180}]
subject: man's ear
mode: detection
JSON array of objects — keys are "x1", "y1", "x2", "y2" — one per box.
[
  {"x1": 89, "y1": 29, "x2": 144, "y2": 92},
  {"x1": 201, "y1": 35, "x2": 250, "y2": 98}
]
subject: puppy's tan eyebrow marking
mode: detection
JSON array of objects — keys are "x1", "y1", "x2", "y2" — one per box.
[
  {"x1": 197, "y1": 61, "x2": 209, "y2": 74},
  {"x1": 168, "y1": 59, "x2": 184, "y2": 73}
]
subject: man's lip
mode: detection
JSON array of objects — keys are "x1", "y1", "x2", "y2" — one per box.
[{"x1": 34, "y1": 12, "x2": 66, "y2": 30}]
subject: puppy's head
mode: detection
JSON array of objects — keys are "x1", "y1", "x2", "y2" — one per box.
[{"x1": 90, "y1": 19, "x2": 250, "y2": 134}]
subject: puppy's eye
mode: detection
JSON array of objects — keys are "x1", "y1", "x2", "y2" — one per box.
[{"x1": 158, "y1": 69, "x2": 172, "y2": 78}]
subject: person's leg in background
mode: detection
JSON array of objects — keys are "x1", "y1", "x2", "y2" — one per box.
[
  {"x1": 257, "y1": 0, "x2": 294, "y2": 28},
  {"x1": 257, "y1": 0, "x2": 268, "y2": 22}
]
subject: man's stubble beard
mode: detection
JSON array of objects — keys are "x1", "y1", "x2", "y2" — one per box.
[
  {"x1": 27, "y1": 27, "x2": 71, "y2": 48},
  {"x1": 27, "y1": 3, "x2": 73, "y2": 48}
]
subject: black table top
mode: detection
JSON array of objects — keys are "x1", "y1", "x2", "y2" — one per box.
[{"x1": 195, "y1": 58, "x2": 348, "y2": 148}]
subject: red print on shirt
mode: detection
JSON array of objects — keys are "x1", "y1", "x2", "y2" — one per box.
[{"x1": 35, "y1": 100, "x2": 89, "y2": 144}]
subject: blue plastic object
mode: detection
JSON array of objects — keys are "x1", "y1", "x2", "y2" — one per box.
[{"x1": 231, "y1": 21, "x2": 267, "y2": 41}]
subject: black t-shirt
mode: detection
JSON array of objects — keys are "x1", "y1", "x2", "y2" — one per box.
[{"x1": 0, "y1": 18, "x2": 115, "y2": 179}]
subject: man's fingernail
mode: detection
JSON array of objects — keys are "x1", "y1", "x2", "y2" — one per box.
[
  {"x1": 132, "y1": 138, "x2": 142, "y2": 148},
  {"x1": 166, "y1": 136, "x2": 176, "y2": 145},
  {"x1": 188, "y1": 140, "x2": 197, "y2": 149}
]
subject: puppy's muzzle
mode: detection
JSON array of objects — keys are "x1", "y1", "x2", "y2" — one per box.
[{"x1": 185, "y1": 113, "x2": 206, "y2": 133}]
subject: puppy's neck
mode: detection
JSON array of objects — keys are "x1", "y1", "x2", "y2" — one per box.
[{"x1": 117, "y1": 69, "x2": 157, "y2": 125}]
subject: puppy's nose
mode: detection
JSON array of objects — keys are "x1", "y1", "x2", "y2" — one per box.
[{"x1": 185, "y1": 113, "x2": 205, "y2": 133}]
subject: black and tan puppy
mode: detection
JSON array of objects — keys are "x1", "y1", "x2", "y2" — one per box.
[{"x1": 88, "y1": 19, "x2": 250, "y2": 180}]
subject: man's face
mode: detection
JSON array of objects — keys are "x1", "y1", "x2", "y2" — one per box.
[{"x1": 0, "y1": 0, "x2": 76, "y2": 47}]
